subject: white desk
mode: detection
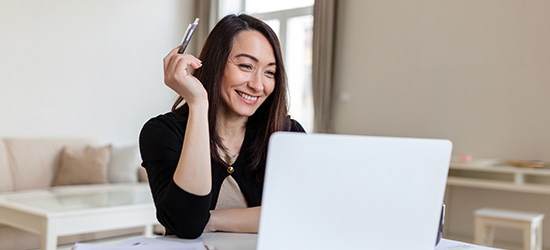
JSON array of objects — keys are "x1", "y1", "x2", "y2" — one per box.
[
  {"x1": 0, "y1": 184, "x2": 158, "y2": 250},
  {"x1": 201, "y1": 233, "x2": 258, "y2": 250},
  {"x1": 166, "y1": 233, "x2": 499, "y2": 250}
]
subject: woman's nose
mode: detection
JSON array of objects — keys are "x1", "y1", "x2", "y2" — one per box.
[{"x1": 248, "y1": 72, "x2": 264, "y2": 91}]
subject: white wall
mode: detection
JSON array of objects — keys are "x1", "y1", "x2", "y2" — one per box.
[
  {"x1": 333, "y1": 0, "x2": 550, "y2": 161},
  {"x1": 0, "y1": 0, "x2": 195, "y2": 145}
]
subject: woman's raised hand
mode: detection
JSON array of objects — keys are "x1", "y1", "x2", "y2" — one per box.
[{"x1": 163, "y1": 47, "x2": 206, "y2": 106}]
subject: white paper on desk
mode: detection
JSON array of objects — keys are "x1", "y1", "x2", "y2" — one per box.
[
  {"x1": 436, "y1": 238, "x2": 503, "y2": 250},
  {"x1": 73, "y1": 236, "x2": 205, "y2": 250}
]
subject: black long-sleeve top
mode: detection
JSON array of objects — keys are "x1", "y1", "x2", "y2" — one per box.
[{"x1": 139, "y1": 110, "x2": 305, "y2": 239}]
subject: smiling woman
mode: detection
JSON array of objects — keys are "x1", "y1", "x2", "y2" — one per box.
[
  {"x1": 221, "y1": 31, "x2": 277, "y2": 118},
  {"x1": 139, "y1": 14, "x2": 305, "y2": 239}
]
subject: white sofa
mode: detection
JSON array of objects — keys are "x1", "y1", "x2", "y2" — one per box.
[{"x1": 0, "y1": 137, "x2": 152, "y2": 250}]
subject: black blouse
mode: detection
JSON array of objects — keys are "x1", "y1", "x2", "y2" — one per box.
[{"x1": 139, "y1": 110, "x2": 305, "y2": 238}]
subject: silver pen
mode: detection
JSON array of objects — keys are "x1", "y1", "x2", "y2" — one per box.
[{"x1": 177, "y1": 18, "x2": 200, "y2": 54}]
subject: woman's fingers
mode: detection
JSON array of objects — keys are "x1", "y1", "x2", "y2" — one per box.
[
  {"x1": 164, "y1": 51, "x2": 202, "y2": 77},
  {"x1": 162, "y1": 48, "x2": 206, "y2": 103},
  {"x1": 163, "y1": 47, "x2": 182, "y2": 74}
]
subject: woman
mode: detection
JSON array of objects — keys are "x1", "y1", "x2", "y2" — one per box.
[{"x1": 139, "y1": 14, "x2": 305, "y2": 239}]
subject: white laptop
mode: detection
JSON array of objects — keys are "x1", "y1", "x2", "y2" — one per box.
[{"x1": 257, "y1": 132, "x2": 452, "y2": 250}]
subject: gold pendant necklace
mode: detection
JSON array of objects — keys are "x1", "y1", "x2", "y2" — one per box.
[
  {"x1": 226, "y1": 165, "x2": 235, "y2": 174},
  {"x1": 223, "y1": 150, "x2": 237, "y2": 175}
]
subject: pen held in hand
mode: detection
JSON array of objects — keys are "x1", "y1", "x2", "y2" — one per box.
[{"x1": 178, "y1": 18, "x2": 200, "y2": 54}]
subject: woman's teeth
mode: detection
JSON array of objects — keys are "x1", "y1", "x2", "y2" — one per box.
[{"x1": 238, "y1": 91, "x2": 257, "y2": 101}]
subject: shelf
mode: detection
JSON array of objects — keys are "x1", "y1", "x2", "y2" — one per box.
[{"x1": 447, "y1": 159, "x2": 550, "y2": 194}]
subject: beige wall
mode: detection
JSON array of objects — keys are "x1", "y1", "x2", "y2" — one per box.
[
  {"x1": 333, "y1": 0, "x2": 550, "y2": 161},
  {"x1": 333, "y1": 1, "x2": 550, "y2": 247}
]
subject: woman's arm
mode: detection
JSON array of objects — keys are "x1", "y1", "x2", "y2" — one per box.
[
  {"x1": 173, "y1": 102, "x2": 211, "y2": 195},
  {"x1": 140, "y1": 116, "x2": 212, "y2": 239},
  {"x1": 163, "y1": 48, "x2": 211, "y2": 196},
  {"x1": 138, "y1": 48, "x2": 213, "y2": 239},
  {"x1": 205, "y1": 206, "x2": 261, "y2": 233}
]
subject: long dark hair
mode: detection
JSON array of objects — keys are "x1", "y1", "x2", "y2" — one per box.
[{"x1": 172, "y1": 14, "x2": 291, "y2": 176}]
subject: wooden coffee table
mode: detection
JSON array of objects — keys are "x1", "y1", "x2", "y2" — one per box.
[{"x1": 0, "y1": 184, "x2": 158, "y2": 250}]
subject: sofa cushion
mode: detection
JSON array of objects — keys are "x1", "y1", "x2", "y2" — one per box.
[
  {"x1": 108, "y1": 144, "x2": 141, "y2": 183},
  {"x1": 138, "y1": 166, "x2": 148, "y2": 182},
  {"x1": 4, "y1": 138, "x2": 97, "y2": 191},
  {"x1": 0, "y1": 140, "x2": 13, "y2": 192},
  {"x1": 53, "y1": 144, "x2": 112, "y2": 186}
]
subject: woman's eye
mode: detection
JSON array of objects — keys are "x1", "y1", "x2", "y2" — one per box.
[
  {"x1": 265, "y1": 71, "x2": 276, "y2": 78},
  {"x1": 239, "y1": 64, "x2": 253, "y2": 70}
]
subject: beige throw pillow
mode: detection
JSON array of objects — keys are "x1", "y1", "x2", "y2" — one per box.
[
  {"x1": 138, "y1": 166, "x2": 148, "y2": 183},
  {"x1": 52, "y1": 144, "x2": 112, "y2": 186},
  {"x1": 108, "y1": 144, "x2": 141, "y2": 183}
]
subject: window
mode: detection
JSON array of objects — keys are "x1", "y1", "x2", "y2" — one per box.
[{"x1": 218, "y1": 0, "x2": 314, "y2": 132}]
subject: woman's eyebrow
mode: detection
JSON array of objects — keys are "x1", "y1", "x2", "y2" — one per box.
[{"x1": 234, "y1": 53, "x2": 276, "y2": 66}]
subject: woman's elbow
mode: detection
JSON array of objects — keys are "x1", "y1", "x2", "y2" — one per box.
[
  {"x1": 174, "y1": 229, "x2": 203, "y2": 239},
  {"x1": 158, "y1": 213, "x2": 209, "y2": 239}
]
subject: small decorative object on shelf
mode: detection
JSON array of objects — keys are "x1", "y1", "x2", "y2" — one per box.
[
  {"x1": 459, "y1": 153, "x2": 473, "y2": 163},
  {"x1": 507, "y1": 160, "x2": 549, "y2": 168}
]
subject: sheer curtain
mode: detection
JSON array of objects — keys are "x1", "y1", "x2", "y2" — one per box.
[
  {"x1": 312, "y1": 0, "x2": 337, "y2": 133},
  {"x1": 193, "y1": 0, "x2": 215, "y2": 55}
]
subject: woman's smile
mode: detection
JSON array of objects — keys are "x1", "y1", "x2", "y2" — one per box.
[{"x1": 236, "y1": 90, "x2": 259, "y2": 103}]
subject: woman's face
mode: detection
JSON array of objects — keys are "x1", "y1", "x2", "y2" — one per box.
[{"x1": 220, "y1": 30, "x2": 276, "y2": 119}]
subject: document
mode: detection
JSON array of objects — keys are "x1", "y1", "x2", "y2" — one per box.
[
  {"x1": 73, "y1": 236, "x2": 206, "y2": 250},
  {"x1": 436, "y1": 238, "x2": 503, "y2": 250}
]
